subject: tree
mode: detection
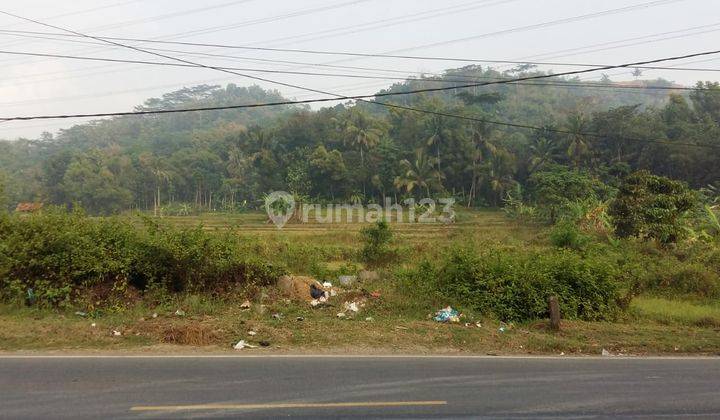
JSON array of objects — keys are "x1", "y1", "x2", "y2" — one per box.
[
  {"x1": 309, "y1": 145, "x2": 347, "y2": 200},
  {"x1": 394, "y1": 149, "x2": 443, "y2": 197},
  {"x1": 690, "y1": 82, "x2": 720, "y2": 124},
  {"x1": 0, "y1": 171, "x2": 7, "y2": 210},
  {"x1": 338, "y1": 108, "x2": 386, "y2": 197},
  {"x1": 529, "y1": 165, "x2": 609, "y2": 223},
  {"x1": 340, "y1": 108, "x2": 384, "y2": 168},
  {"x1": 609, "y1": 170, "x2": 697, "y2": 244},
  {"x1": 61, "y1": 152, "x2": 133, "y2": 215},
  {"x1": 565, "y1": 113, "x2": 591, "y2": 167},
  {"x1": 139, "y1": 153, "x2": 172, "y2": 217}
]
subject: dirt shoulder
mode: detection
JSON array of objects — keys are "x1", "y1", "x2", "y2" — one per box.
[{"x1": 2, "y1": 306, "x2": 719, "y2": 357}]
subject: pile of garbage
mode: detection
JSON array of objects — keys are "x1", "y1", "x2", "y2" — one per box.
[
  {"x1": 433, "y1": 306, "x2": 461, "y2": 323},
  {"x1": 233, "y1": 272, "x2": 378, "y2": 350},
  {"x1": 275, "y1": 273, "x2": 377, "y2": 308}
]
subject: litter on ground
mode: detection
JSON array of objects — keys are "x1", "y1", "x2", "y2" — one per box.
[
  {"x1": 338, "y1": 275, "x2": 357, "y2": 286},
  {"x1": 174, "y1": 309, "x2": 185, "y2": 316},
  {"x1": 240, "y1": 300, "x2": 251, "y2": 310},
  {"x1": 277, "y1": 275, "x2": 325, "y2": 302},
  {"x1": 233, "y1": 340, "x2": 257, "y2": 350},
  {"x1": 433, "y1": 306, "x2": 460, "y2": 323},
  {"x1": 310, "y1": 284, "x2": 325, "y2": 299},
  {"x1": 344, "y1": 301, "x2": 360, "y2": 313}
]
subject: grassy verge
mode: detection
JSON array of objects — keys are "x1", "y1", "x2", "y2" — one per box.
[
  {"x1": 2, "y1": 209, "x2": 720, "y2": 355},
  {"x1": 2, "y1": 294, "x2": 720, "y2": 355},
  {"x1": 631, "y1": 297, "x2": 720, "y2": 328}
]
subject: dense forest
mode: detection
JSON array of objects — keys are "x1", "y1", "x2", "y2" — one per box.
[{"x1": 1, "y1": 65, "x2": 719, "y2": 214}]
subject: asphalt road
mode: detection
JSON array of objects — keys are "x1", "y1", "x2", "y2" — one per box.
[{"x1": 1, "y1": 356, "x2": 719, "y2": 419}]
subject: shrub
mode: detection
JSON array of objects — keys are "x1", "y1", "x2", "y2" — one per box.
[
  {"x1": 549, "y1": 221, "x2": 591, "y2": 250},
  {"x1": 404, "y1": 246, "x2": 621, "y2": 321},
  {"x1": 609, "y1": 170, "x2": 697, "y2": 244},
  {"x1": 529, "y1": 165, "x2": 612, "y2": 223},
  {"x1": 359, "y1": 219, "x2": 395, "y2": 265},
  {"x1": 646, "y1": 262, "x2": 720, "y2": 299},
  {"x1": 0, "y1": 208, "x2": 284, "y2": 306}
]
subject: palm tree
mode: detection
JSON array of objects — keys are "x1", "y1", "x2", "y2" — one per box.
[
  {"x1": 152, "y1": 166, "x2": 171, "y2": 217},
  {"x1": 484, "y1": 149, "x2": 517, "y2": 207},
  {"x1": 466, "y1": 123, "x2": 496, "y2": 206},
  {"x1": 566, "y1": 113, "x2": 590, "y2": 167},
  {"x1": 394, "y1": 149, "x2": 443, "y2": 197},
  {"x1": 425, "y1": 115, "x2": 449, "y2": 173},
  {"x1": 527, "y1": 136, "x2": 557, "y2": 175},
  {"x1": 339, "y1": 109, "x2": 384, "y2": 196},
  {"x1": 342, "y1": 109, "x2": 383, "y2": 167}
]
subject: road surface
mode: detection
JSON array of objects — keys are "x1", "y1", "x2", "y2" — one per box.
[{"x1": 1, "y1": 355, "x2": 719, "y2": 419}]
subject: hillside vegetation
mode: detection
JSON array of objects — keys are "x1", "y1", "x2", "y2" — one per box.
[{"x1": 1, "y1": 67, "x2": 717, "y2": 214}]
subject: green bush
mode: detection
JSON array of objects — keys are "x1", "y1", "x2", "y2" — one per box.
[
  {"x1": 0, "y1": 208, "x2": 284, "y2": 306},
  {"x1": 549, "y1": 221, "x2": 591, "y2": 250},
  {"x1": 609, "y1": 170, "x2": 697, "y2": 244},
  {"x1": 404, "y1": 246, "x2": 622, "y2": 321},
  {"x1": 529, "y1": 165, "x2": 612, "y2": 223},
  {"x1": 359, "y1": 219, "x2": 395, "y2": 266}
]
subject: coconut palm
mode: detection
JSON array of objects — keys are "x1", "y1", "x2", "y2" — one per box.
[
  {"x1": 425, "y1": 114, "x2": 450, "y2": 173},
  {"x1": 151, "y1": 166, "x2": 171, "y2": 217},
  {"x1": 393, "y1": 149, "x2": 444, "y2": 197},
  {"x1": 527, "y1": 136, "x2": 558, "y2": 175},
  {"x1": 466, "y1": 123, "x2": 497, "y2": 206},
  {"x1": 341, "y1": 109, "x2": 383, "y2": 167},
  {"x1": 566, "y1": 113, "x2": 590, "y2": 167}
]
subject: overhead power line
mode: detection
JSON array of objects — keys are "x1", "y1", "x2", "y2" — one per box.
[
  {"x1": 0, "y1": 49, "x2": 713, "y2": 97},
  {"x1": 0, "y1": 82, "x2": 716, "y2": 150},
  {"x1": 0, "y1": 0, "x2": 372, "y2": 66},
  {"x1": 4, "y1": 28, "x2": 718, "y2": 73},
  {"x1": 0, "y1": 45, "x2": 717, "y2": 147},
  {"x1": 2, "y1": 21, "x2": 719, "y2": 95},
  {"x1": 1, "y1": 8, "x2": 719, "y2": 152}
]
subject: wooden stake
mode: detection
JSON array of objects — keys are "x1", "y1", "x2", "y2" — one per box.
[{"x1": 548, "y1": 296, "x2": 561, "y2": 331}]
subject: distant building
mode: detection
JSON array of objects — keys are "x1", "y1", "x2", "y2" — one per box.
[{"x1": 15, "y1": 202, "x2": 43, "y2": 213}]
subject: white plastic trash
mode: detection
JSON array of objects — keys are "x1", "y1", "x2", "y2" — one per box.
[{"x1": 233, "y1": 340, "x2": 257, "y2": 350}]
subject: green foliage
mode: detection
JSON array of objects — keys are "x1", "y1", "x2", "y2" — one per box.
[
  {"x1": 2, "y1": 73, "x2": 720, "y2": 216},
  {"x1": 0, "y1": 171, "x2": 6, "y2": 210},
  {"x1": 528, "y1": 165, "x2": 611, "y2": 222},
  {"x1": 549, "y1": 221, "x2": 591, "y2": 250},
  {"x1": 609, "y1": 170, "x2": 698, "y2": 244},
  {"x1": 0, "y1": 209, "x2": 284, "y2": 306},
  {"x1": 359, "y1": 219, "x2": 395, "y2": 265},
  {"x1": 404, "y1": 246, "x2": 621, "y2": 321}
]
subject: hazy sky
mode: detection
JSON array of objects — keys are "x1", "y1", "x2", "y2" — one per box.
[{"x1": 0, "y1": 0, "x2": 718, "y2": 139}]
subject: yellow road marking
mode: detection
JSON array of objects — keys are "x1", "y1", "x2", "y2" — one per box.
[{"x1": 131, "y1": 400, "x2": 447, "y2": 411}]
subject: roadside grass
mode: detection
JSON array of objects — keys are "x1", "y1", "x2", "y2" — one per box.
[
  {"x1": 3, "y1": 209, "x2": 720, "y2": 355},
  {"x1": 631, "y1": 297, "x2": 720, "y2": 328},
  {"x1": 3, "y1": 298, "x2": 720, "y2": 355}
]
